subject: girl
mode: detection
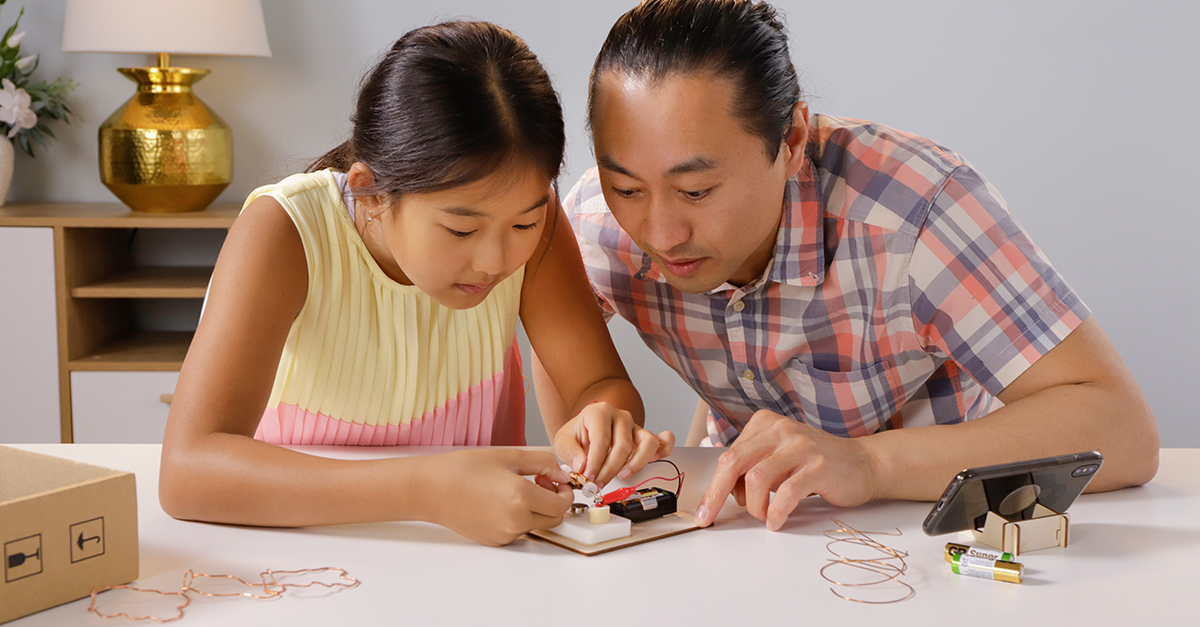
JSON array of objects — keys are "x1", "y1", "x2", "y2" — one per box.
[{"x1": 159, "y1": 22, "x2": 673, "y2": 547}]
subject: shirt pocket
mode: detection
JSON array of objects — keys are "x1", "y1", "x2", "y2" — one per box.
[{"x1": 781, "y1": 357, "x2": 905, "y2": 437}]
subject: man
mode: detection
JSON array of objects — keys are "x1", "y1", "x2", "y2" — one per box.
[{"x1": 535, "y1": 0, "x2": 1158, "y2": 531}]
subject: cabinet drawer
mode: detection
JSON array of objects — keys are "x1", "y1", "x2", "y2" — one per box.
[{"x1": 71, "y1": 372, "x2": 180, "y2": 443}]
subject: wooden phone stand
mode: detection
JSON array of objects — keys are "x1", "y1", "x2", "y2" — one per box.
[{"x1": 972, "y1": 504, "x2": 1070, "y2": 556}]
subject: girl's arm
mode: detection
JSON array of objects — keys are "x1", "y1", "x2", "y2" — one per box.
[
  {"x1": 159, "y1": 196, "x2": 571, "y2": 546},
  {"x1": 520, "y1": 193, "x2": 673, "y2": 487}
]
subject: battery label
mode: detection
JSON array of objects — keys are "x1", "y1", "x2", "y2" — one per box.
[{"x1": 957, "y1": 555, "x2": 997, "y2": 580}]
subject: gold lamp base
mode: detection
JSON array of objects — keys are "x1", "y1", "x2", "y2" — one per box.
[{"x1": 99, "y1": 65, "x2": 232, "y2": 213}]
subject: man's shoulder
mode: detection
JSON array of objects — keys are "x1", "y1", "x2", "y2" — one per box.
[
  {"x1": 563, "y1": 167, "x2": 610, "y2": 217},
  {"x1": 810, "y1": 115, "x2": 968, "y2": 235},
  {"x1": 562, "y1": 167, "x2": 656, "y2": 285}
]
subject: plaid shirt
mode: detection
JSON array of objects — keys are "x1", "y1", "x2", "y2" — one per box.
[{"x1": 565, "y1": 114, "x2": 1090, "y2": 445}]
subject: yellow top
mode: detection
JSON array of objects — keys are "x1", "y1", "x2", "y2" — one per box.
[{"x1": 245, "y1": 170, "x2": 527, "y2": 446}]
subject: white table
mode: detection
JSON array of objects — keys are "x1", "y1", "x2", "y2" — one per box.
[{"x1": 7, "y1": 445, "x2": 1198, "y2": 625}]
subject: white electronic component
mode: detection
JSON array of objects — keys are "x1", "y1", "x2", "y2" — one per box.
[{"x1": 547, "y1": 511, "x2": 631, "y2": 546}]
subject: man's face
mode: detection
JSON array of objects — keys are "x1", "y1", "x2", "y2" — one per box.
[{"x1": 590, "y1": 71, "x2": 807, "y2": 292}]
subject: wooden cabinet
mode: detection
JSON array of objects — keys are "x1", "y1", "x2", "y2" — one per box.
[{"x1": 0, "y1": 203, "x2": 237, "y2": 442}]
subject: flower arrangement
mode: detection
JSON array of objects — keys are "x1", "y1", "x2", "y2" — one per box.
[{"x1": 0, "y1": 1, "x2": 76, "y2": 157}]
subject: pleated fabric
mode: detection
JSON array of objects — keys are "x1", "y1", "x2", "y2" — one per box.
[{"x1": 246, "y1": 170, "x2": 526, "y2": 446}]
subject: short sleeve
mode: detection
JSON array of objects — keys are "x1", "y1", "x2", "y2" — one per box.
[
  {"x1": 562, "y1": 169, "x2": 618, "y2": 322},
  {"x1": 909, "y1": 165, "x2": 1091, "y2": 396}
]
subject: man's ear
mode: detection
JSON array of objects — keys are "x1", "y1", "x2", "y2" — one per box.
[{"x1": 777, "y1": 101, "x2": 810, "y2": 178}]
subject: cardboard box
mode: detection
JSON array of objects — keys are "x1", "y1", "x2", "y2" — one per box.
[{"x1": 0, "y1": 446, "x2": 138, "y2": 624}]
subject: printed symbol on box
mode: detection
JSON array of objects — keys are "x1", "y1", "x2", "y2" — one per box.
[
  {"x1": 70, "y1": 517, "x2": 105, "y2": 563},
  {"x1": 4, "y1": 534, "x2": 43, "y2": 582}
]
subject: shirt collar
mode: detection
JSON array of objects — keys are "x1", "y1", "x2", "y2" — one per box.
[{"x1": 767, "y1": 154, "x2": 826, "y2": 288}]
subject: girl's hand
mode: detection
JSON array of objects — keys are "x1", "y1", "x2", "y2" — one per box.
[
  {"x1": 426, "y1": 449, "x2": 574, "y2": 547},
  {"x1": 553, "y1": 401, "x2": 675, "y2": 488}
]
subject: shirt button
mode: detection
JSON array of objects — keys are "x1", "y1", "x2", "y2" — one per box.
[
  {"x1": 743, "y1": 370, "x2": 755, "y2": 382},
  {"x1": 732, "y1": 301, "x2": 745, "y2": 312}
]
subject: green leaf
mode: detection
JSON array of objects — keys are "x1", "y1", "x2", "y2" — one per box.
[{"x1": 1, "y1": 7, "x2": 22, "y2": 46}]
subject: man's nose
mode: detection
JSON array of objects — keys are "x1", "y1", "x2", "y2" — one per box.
[{"x1": 642, "y1": 197, "x2": 690, "y2": 253}]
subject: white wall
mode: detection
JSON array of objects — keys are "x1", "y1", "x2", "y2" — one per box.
[{"x1": 13, "y1": 1, "x2": 1198, "y2": 446}]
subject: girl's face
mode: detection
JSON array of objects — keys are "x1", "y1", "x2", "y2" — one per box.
[{"x1": 354, "y1": 162, "x2": 551, "y2": 310}]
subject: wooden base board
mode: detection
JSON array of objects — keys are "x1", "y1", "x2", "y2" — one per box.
[{"x1": 528, "y1": 511, "x2": 702, "y2": 556}]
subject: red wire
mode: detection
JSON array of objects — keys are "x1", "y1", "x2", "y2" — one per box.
[{"x1": 600, "y1": 472, "x2": 685, "y2": 506}]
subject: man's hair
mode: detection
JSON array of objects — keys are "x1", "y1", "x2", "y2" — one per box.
[{"x1": 588, "y1": 0, "x2": 801, "y2": 159}]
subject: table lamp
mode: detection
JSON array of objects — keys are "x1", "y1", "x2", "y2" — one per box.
[{"x1": 61, "y1": 0, "x2": 271, "y2": 212}]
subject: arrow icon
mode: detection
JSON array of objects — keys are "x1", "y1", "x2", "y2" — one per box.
[{"x1": 77, "y1": 533, "x2": 101, "y2": 551}]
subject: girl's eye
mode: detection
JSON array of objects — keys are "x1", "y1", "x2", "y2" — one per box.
[
  {"x1": 447, "y1": 228, "x2": 474, "y2": 238},
  {"x1": 610, "y1": 186, "x2": 639, "y2": 199},
  {"x1": 514, "y1": 221, "x2": 539, "y2": 231},
  {"x1": 682, "y1": 188, "x2": 712, "y2": 201}
]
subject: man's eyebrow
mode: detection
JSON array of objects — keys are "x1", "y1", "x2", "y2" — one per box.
[
  {"x1": 666, "y1": 156, "x2": 718, "y2": 176},
  {"x1": 598, "y1": 154, "x2": 719, "y2": 179},
  {"x1": 598, "y1": 154, "x2": 636, "y2": 178},
  {"x1": 441, "y1": 195, "x2": 549, "y2": 218}
]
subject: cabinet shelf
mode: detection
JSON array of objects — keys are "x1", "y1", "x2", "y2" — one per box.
[
  {"x1": 68, "y1": 330, "x2": 194, "y2": 372},
  {"x1": 72, "y1": 266, "x2": 212, "y2": 299}
]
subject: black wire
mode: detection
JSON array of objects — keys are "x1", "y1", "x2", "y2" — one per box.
[{"x1": 646, "y1": 459, "x2": 684, "y2": 495}]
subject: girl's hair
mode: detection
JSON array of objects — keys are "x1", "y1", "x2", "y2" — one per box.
[
  {"x1": 588, "y1": 0, "x2": 800, "y2": 160},
  {"x1": 309, "y1": 21, "x2": 565, "y2": 197}
]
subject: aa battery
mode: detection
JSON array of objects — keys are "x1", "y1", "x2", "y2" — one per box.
[{"x1": 951, "y1": 554, "x2": 1023, "y2": 584}]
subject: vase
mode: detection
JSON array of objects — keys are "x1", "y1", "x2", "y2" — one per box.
[{"x1": 0, "y1": 138, "x2": 12, "y2": 207}]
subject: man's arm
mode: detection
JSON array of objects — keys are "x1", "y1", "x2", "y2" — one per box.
[
  {"x1": 867, "y1": 316, "x2": 1157, "y2": 499},
  {"x1": 694, "y1": 316, "x2": 1158, "y2": 531}
]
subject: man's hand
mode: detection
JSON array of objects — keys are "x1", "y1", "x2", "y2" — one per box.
[
  {"x1": 552, "y1": 401, "x2": 675, "y2": 488},
  {"x1": 693, "y1": 410, "x2": 880, "y2": 530}
]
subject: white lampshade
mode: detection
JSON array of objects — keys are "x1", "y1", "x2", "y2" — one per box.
[{"x1": 62, "y1": 0, "x2": 271, "y2": 57}]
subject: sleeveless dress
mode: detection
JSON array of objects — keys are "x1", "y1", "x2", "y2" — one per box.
[{"x1": 244, "y1": 170, "x2": 526, "y2": 446}]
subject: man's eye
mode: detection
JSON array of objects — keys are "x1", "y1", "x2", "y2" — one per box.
[
  {"x1": 683, "y1": 188, "x2": 711, "y2": 201},
  {"x1": 610, "y1": 187, "x2": 639, "y2": 199}
]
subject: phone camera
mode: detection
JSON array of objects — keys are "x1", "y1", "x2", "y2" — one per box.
[{"x1": 1072, "y1": 464, "x2": 1099, "y2": 477}]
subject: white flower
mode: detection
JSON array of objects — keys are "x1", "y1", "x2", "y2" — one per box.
[
  {"x1": 0, "y1": 78, "x2": 36, "y2": 138},
  {"x1": 6, "y1": 31, "x2": 24, "y2": 48},
  {"x1": 14, "y1": 54, "x2": 35, "y2": 72}
]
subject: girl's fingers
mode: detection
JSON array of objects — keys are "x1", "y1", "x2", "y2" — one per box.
[
  {"x1": 555, "y1": 432, "x2": 588, "y2": 474},
  {"x1": 523, "y1": 474, "x2": 574, "y2": 518},
  {"x1": 621, "y1": 428, "x2": 661, "y2": 478},
  {"x1": 595, "y1": 414, "x2": 635, "y2": 487},
  {"x1": 583, "y1": 413, "x2": 612, "y2": 482},
  {"x1": 656, "y1": 430, "x2": 676, "y2": 459}
]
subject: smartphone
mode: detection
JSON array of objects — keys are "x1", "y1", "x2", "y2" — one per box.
[{"x1": 921, "y1": 451, "x2": 1103, "y2": 536}]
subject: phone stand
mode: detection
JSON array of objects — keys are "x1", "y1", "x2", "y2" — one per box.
[{"x1": 973, "y1": 504, "x2": 1069, "y2": 555}]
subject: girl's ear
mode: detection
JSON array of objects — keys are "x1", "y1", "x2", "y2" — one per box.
[{"x1": 347, "y1": 161, "x2": 384, "y2": 213}]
